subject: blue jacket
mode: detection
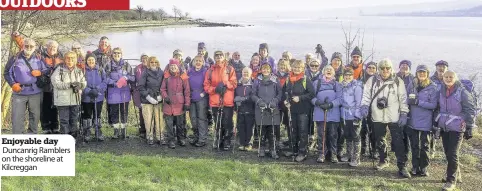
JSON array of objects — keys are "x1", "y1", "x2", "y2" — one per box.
[
  {"x1": 82, "y1": 66, "x2": 107, "y2": 103},
  {"x1": 407, "y1": 79, "x2": 439, "y2": 131},
  {"x1": 311, "y1": 75, "x2": 342, "y2": 122},
  {"x1": 4, "y1": 52, "x2": 48, "y2": 95},
  {"x1": 341, "y1": 80, "x2": 363, "y2": 120}
]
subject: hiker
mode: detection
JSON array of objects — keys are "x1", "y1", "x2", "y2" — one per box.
[
  {"x1": 312, "y1": 65, "x2": 342, "y2": 163},
  {"x1": 258, "y1": 43, "x2": 277, "y2": 73},
  {"x1": 305, "y1": 59, "x2": 322, "y2": 151},
  {"x1": 172, "y1": 49, "x2": 190, "y2": 72},
  {"x1": 360, "y1": 61, "x2": 378, "y2": 157},
  {"x1": 133, "y1": 53, "x2": 149, "y2": 138},
  {"x1": 281, "y1": 51, "x2": 293, "y2": 65},
  {"x1": 277, "y1": 59, "x2": 291, "y2": 144},
  {"x1": 360, "y1": 59, "x2": 410, "y2": 178},
  {"x1": 196, "y1": 42, "x2": 215, "y2": 68},
  {"x1": 229, "y1": 51, "x2": 245, "y2": 80},
  {"x1": 4, "y1": 38, "x2": 48, "y2": 134},
  {"x1": 234, "y1": 67, "x2": 256, "y2": 151},
  {"x1": 314, "y1": 44, "x2": 329, "y2": 67},
  {"x1": 340, "y1": 68, "x2": 363, "y2": 166},
  {"x1": 250, "y1": 54, "x2": 261, "y2": 79},
  {"x1": 162, "y1": 59, "x2": 191, "y2": 149},
  {"x1": 304, "y1": 53, "x2": 315, "y2": 71},
  {"x1": 436, "y1": 70, "x2": 476, "y2": 191},
  {"x1": 139, "y1": 56, "x2": 165, "y2": 145},
  {"x1": 252, "y1": 63, "x2": 282, "y2": 159},
  {"x1": 330, "y1": 52, "x2": 344, "y2": 82},
  {"x1": 282, "y1": 60, "x2": 315, "y2": 161},
  {"x1": 51, "y1": 51, "x2": 87, "y2": 138},
  {"x1": 71, "y1": 42, "x2": 85, "y2": 70},
  {"x1": 430, "y1": 60, "x2": 449, "y2": 158},
  {"x1": 80, "y1": 52, "x2": 107, "y2": 142},
  {"x1": 188, "y1": 55, "x2": 209, "y2": 147},
  {"x1": 204, "y1": 50, "x2": 237, "y2": 151},
  {"x1": 347, "y1": 46, "x2": 364, "y2": 81},
  {"x1": 396, "y1": 60, "x2": 415, "y2": 153},
  {"x1": 405, "y1": 65, "x2": 438, "y2": 177},
  {"x1": 92, "y1": 36, "x2": 112, "y2": 70},
  {"x1": 105, "y1": 47, "x2": 135, "y2": 139}
]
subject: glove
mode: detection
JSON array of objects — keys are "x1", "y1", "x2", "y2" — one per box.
[
  {"x1": 268, "y1": 101, "x2": 277, "y2": 109},
  {"x1": 234, "y1": 96, "x2": 244, "y2": 102},
  {"x1": 116, "y1": 76, "x2": 127, "y2": 88},
  {"x1": 236, "y1": 101, "x2": 242, "y2": 107},
  {"x1": 157, "y1": 95, "x2": 162, "y2": 102},
  {"x1": 185, "y1": 56, "x2": 192, "y2": 64},
  {"x1": 407, "y1": 98, "x2": 419, "y2": 105},
  {"x1": 12, "y1": 83, "x2": 22, "y2": 93},
  {"x1": 360, "y1": 105, "x2": 369, "y2": 118},
  {"x1": 88, "y1": 88, "x2": 99, "y2": 98},
  {"x1": 215, "y1": 83, "x2": 226, "y2": 95},
  {"x1": 398, "y1": 113, "x2": 408, "y2": 127},
  {"x1": 31, "y1": 70, "x2": 41, "y2": 77},
  {"x1": 183, "y1": 105, "x2": 190, "y2": 111},
  {"x1": 70, "y1": 82, "x2": 81, "y2": 91},
  {"x1": 164, "y1": 97, "x2": 171, "y2": 105},
  {"x1": 325, "y1": 102, "x2": 334, "y2": 109},
  {"x1": 284, "y1": 100, "x2": 291, "y2": 108},
  {"x1": 464, "y1": 128, "x2": 473, "y2": 140},
  {"x1": 146, "y1": 95, "x2": 158, "y2": 105},
  {"x1": 258, "y1": 101, "x2": 267, "y2": 109},
  {"x1": 315, "y1": 100, "x2": 323, "y2": 107}
]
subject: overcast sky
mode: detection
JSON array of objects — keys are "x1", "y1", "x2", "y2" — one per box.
[{"x1": 130, "y1": 0, "x2": 450, "y2": 17}]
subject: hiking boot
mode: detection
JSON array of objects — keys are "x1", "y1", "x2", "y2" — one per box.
[
  {"x1": 238, "y1": 146, "x2": 246, "y2": 151},
  {"x1": 139, "y1": 132, "x2": 146, "y2": 139},
  {"x1": 195, "y1": 142, "x2": 206, "y2": 147},
  {"x1": 399, "y1": 168, "x2": 411, "y2": 178},
  {"x1": 245, "y1": 145, "x2": 252, "y2": 151},
  {"x1": 160, "y1": 138, "x2": 167, "y2": 145},
  {"x1": 44, "y1": 129, "x2": 53, "y2": 134},
  {"x1": 420, "y1": 168, "x2": 429, "y2": 177},
  {"x1": 270, "y1": 150, "x2": 279, "y2": 159},
  {"x1": 120, "y1": 124, "x2": 126, "y2": 139},
  {"x1": 147, "y1": 139, "x2": 154, "y2": 145},
  {"x1": 376, "y1": 162, "x2": 389, "y2": 170},
  {"x1": 178, "y1": 139, "x2": 186, "y2": 147},
  {"x1": 349, "y1": 159, "x2": 360, "y2": 167},
  {"x1": 340, "y1": 156, "x2": 350, "y2": 163},
  {"x1": 189, "y1": 139, "x2": 198, "y2": 146},
  {"x1": 411, "y1": 167, "x2": 418, "y2": 175},
  {"x1": 168, "y1": 141, "x2": 176, "y2": 149},
  {"x1": 442, "y1": 182, "x2": 456, "y2": 191},
  {"x1": 331, "y1": 157, "x2": 339, "y2": 164},
  {"x1": 113, "y1": 127, "x2": 120, "y2": 139},
  {"x1": 52, "y1": 129, "x2": 61, "y2": 134},
  {"x1": 295, "y1": 154, "x2": 307, "y2": 162},
  {"x1": 258, "y1": 148, "x2": 266, "y2": 157},
  {"x1": 316, "y1": 154, "x2": 325, "y2": 163},
  {"x1": 284, "y1": 151, "x2": 294, "y2": 157},
  {"x1": 96, "y1": 128, "x2": 105, "y2": 142}
]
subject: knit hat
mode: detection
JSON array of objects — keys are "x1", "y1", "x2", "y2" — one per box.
[
  {"x1": 169, "y1": 58, "x2": 180, "y2": 66},
  {"x1": 416, "y1": 64, "x2": 430, "y2": 75},
  {"x1": 399, "y1": 60, "x2": 412, "y2": 68},
  {"x1": 435, "y1": 60, "x2": 448, "y2": 67},
  {"x1": 72, "y1": 42, "x2": 81, "y2": 49},
  {"x1": 351, "y1": 46, "x2": 362, "y2": 57},
  {"x1": 198, "y1": 42, "x2": 206, "y2": 50},
  {"x1": 331, "y1": 52, "x2": 343, "y2": 61},
  {"x1": 173, "y1": 49, "x2": 183, "y2": 57},
  {"x1": 214, "y1": 50, "x2": 224, "y2": 56},
  {"x1": 85, "y1": 51, "x2": 96, "y2": 62},
  {"x1": 259, "y1": 43, "x2": 269, "y2": 53},
  {"x1": 140, "y1": 53, "x2": 148, "y2": 59},
  {"x1": 343, "y1": 67, "x2": 354, "y2": 76},
  {"x1": 305, "y1": 53, "x2": 314, "y2": 59},
  {"x1": 365, "y1": 61, "x2": 377, "y2": 69}
]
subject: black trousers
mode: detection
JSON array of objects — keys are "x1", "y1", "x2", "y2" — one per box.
[
  {"x1": 373, "y1": 122, "x2": 408, "y2": 169},
  {"x1": 108, "y1": 102, "x2": 129, "y2": 124},
  {"x1": 190, "y1": 99, "x2": 209, "y2": 143},
  {"x1": 343, "y1": 120, "x2": 361, "y2": 143},
  {"x1": 337, "y1": 121, "x2": 345, "y2": 157},
  {"x1": 212, "y1": 106, "x2": 234, "y2": 143},
  {"x1": 291, "y1": 113, "x2": 309, "y2": 155},
  {"x1": 259, "y1": 125, "x2": 279, "y2": 151},
  {"x1": 139, "y1": 107, "x2": 146, "y2": 134},
  {"x1": 316, "y1": 121, "x2": 339, "y2": 157},
  {"x1": 237, "y1": 113, "x2": 255, "y2": 146},
  {"x1": 361, "y1": 117, "x2": 376, "y2": 153},
  {"x1": 41, "y1": 92, "x2": 58, "y2": 131},
  {"x1": 165, "y1": 114, "x2": 187, "y2": 141},
  {"x1": 57, "y1": 105, "x2": 80, "y2": 136},
  {"x1": 441, "y1": 131, "x2": 463, "y2": 183},
  {"x1": 81, "y1": 101, "x2": 103, "y2": 120},
  {"x1": 407, "y1": 128, "x2": 430, "y2": 171}
]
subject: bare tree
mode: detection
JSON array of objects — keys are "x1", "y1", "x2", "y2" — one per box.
[
  {"x1": 341, "y1": 22, "x2": 375, "y2": 65},
  {"x1": 136, "y1": 5, "x2": 144, "y2": 20},
  {"x1": 172, "y1": 6, "x2": 179, "y2": 20},
  {"x1": 184, "y1": 12, "x2": 190, "y2": 19},
  {"x1": 158, "y1": 8, "x2": 167, "y2": 20}
]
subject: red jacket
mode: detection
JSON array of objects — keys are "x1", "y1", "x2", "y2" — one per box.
[
  {"x1": 161, "y1": 72, "x2": 191, "y2": 116},
  {"x1": 204, "y1": 62, "x2": 237, "y2": 107}
]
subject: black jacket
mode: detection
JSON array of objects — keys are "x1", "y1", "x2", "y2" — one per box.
[
  {"x1": 282, "y1": 76, "x2": 315, "y2": 114},
  {"x1": 235, "y1": 79, "x2": 255, "y2": 114},
  {"x1": 138, "y1": 68, "x2": 164, "y2": 104}
]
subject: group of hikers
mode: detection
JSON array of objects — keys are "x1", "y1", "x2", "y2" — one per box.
[{"x1": 4, "y1": 32, "x2": 479, "y2": 191}]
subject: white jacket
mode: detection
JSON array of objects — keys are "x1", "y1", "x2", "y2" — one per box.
[
  {"x1": 361, "y1": 75, "x2": 409, "y2": 123},
  {"x1": 51, "y1": 64, "x2": 86, "y2": 106}
]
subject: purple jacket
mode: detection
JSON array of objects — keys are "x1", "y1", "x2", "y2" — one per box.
[
  {"x1": 311, "y1": 75, "x2": 342, "y2": 122},
  {"x1": 105, "y1": 59, "x2": 135, "y2": 104},
  {"x1": 407, "y1": 80, "x2": 439, "y2": 131},
  {"x1": 260, "y1": 56, "x2": 276, "y2": 74},
  {"x1": 430, "y1": 73, "x2": 443, "y2": 91},
  {"x1": 188, "y1": 67, "x2": 207, "y2": 102},
  {"x1": 81, "y1": 66, "x2": 107, "y2": 103},
  {"x1": 436, "y1": 82, "x2": 476, "y2": 132},
  {"x1": 4, "y1": 52, "x2": 47, "y2": 95},
  {"x1": 133, "y1": 64, "x2": 147, "y2": 108},
  {"x1": 341, "y1": 80, "x2": 363, "y2": 120}
]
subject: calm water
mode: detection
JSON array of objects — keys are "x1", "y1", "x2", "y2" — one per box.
[{"x1": 83, "y1": 16, "x2": 482, "y2": 81}]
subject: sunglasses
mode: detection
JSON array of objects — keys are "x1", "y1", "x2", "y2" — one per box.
[
  {"x1": 310, "y1": 65, "x2": 320, "y2": 68},
  {"x1": 214, "y1": 54, "x2": 223, "y2": 57},
  {"x1": 344, "y1": 73, "x2": 354, "y2": 76},
  {"x1": 150, "y1": 61, "x2": 159, "y2": 64},
  {"x1": 113, "y1": 52, "x2": 122, "y2": 55},
  {"x1": 24, "y1": 45, "x2": 35, "y2": 49},
  {"x1": 367, "y1": 66, "x2": 376, "y2": 69},
  {"x1": 380, "y1": 67, "x2": 391, "y2": 70},
  {"x1": 72, "y1": 47, "x2": 81, "y2": 50}
]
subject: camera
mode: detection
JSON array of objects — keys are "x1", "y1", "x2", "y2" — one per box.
[{"x1": 376, "y1": 97, "x2": 388, "y2": 109}]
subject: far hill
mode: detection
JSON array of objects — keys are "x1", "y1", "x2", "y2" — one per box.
[{"x1": 367, "y1": 5, "x2": 482, "y2": 17}]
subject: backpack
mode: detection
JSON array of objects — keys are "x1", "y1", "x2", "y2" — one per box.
[
  {"x1": 55, "y1": 63, "x2": 84, "y2": 82},
  {"x1": 315, "y1": 77, "x2": 339, "y2": 94},
  {"x1": 206, "y1": 65, "x2": 232, "y2": 83},
  {"x1": 285, "y1": 75, "x2": 307, "y2": 90},
  {"x1": 460, "y1": 79, "x2": 481, "y2": 115}
]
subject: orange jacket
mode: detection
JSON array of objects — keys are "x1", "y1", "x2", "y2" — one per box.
[{"x1": 203, "y1": 62, "x2": 237, "y2": 107}]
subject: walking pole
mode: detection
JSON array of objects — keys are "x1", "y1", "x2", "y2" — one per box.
[
  {"x1": 258, "y1": 105, "x2": 266, "y2": 157},
  {"x1": 94, "y1": 97, "x2": 99, "y2": 141},
  {"x1": 270, "y1": 107, "x2": 276, "y2": 156},
  {"x1": 76, "y1": 91, "x2": 84, "y2": 145},
  {"x1": 366, "y1": 117, "x2": 375, "y2": 168},
  {"x1": 285, "y1": 93, "x2": 295, "y2": 161},
  {"x1": 321, "y1": 97, "x2": 329, "y2": 162},
  {"x1": 217, "y1": 94, "x2": 225, "y2": 150},
  {"x1": 123, "y1": 93, "x2": 127, "y2": 139},
  {"x1": 232, "y1": 106, "x2": 239, "y2": 153}
]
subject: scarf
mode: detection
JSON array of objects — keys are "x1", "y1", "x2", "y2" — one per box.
[{"x1": 289, "y1": 71, "x2": 305, "y2": 84}]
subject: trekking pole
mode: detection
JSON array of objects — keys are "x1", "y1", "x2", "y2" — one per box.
[
  {"x1": 366, "y1": 118, "x2": 375, "y2": 168},
  {"x1": 94, "y1": 97, "x2": 99, "y2": 141},
  {"x1": 258, "y1": 105, "x2": 266, "y2": 157},
  {"x1": 321, "y1": 97, "x2": 328, "y2": 161},
  {"x1": 123, "y1": 93, "x2": 128, "y2": 139},
  {"x1": 232, "y1": 106, "x2": 239, "y2": 153},
  {"x1": 76, "y1": 91, "x2": 84, "y2": 145},
  {"x1": 218, "y1": 95, "x2": 225, "y2": 150},
  {"x1": 270, "y1": 107, "x2": 276, "y2": 155},
  {"x1": 285, "y1": 92, "x2": 295, "y2": 161},
  {"x1": 211, "y1": 106, "x2": 218, "y2": 148}
]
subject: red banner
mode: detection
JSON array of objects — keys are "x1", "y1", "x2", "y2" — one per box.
[{"x1": 0, "y1": 0, "x2": 130, "y2": 10}]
